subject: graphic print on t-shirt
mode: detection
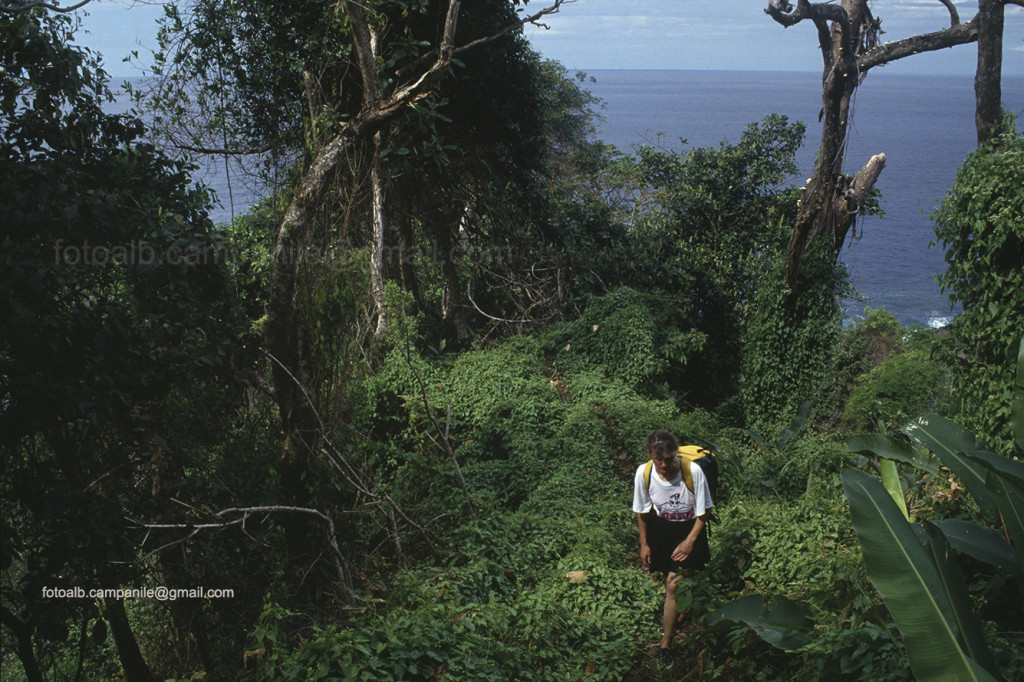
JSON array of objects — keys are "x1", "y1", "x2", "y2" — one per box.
[{"x1": 650, "y1": 476, "x2": 695, "y2": 521}]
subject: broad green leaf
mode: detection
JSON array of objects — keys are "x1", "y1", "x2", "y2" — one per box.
[
  {"x1": 968, "y1": 660, "x2": 1002, "y2": 682},
  {"x1": 985, "y1": 471, "x2": 1024, "y2": 577},
  {"x1": 776, "y1": 400, "x2": 810, "y2": 450},
  {"x1": 918, "y1": 522, "x2": 998, "y2": 677},
  {"x1": 964, "y1": 451, "x2": 1024, "y2": 488},
  {"x1": 903, "y1": 416, "x2": 999, "y2": 519},
  {"x1": 847, "y1": 434, "x2": 940, "y2": 476},
  {"x1": 842, "y1": 468, "x2": 992, "y2": 682},
  {"x1": 743, "y1": 429, "x2": 768, "y2": 451},
  {"x1": 904, "y1": 414, "x2": 987, "y2": 457},
  {"x1": 932, "y1": 519, "x2": 1023, "y2": 581},
  {"x1": 879, "y1": 458, "x2": 909, "y2": 521},
  {"x1": 705, "y1": 594, "x2": 814, "y2": 651},
  {"x1": 1013, "y1": 337, "x2": 1024, "y2": 451}
]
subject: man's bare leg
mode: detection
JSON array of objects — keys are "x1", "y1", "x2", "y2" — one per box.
[{"x1": 661, "y1": 572, "x2": 682, "y2": 649}]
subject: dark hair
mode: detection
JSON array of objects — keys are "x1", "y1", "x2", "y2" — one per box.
[{"x1": 646, "y1": 430, "x2": 678, "y2": 460}]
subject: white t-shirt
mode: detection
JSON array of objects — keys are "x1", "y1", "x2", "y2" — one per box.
[{"x1": 632, "y1": 459, "x2": 713, "y2": 521}]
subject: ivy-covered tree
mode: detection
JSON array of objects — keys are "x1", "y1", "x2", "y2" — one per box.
[{"x1": 933, "y1": 122, "x2": 1024, "y2": 454}]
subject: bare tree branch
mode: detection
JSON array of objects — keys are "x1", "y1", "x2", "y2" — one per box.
[
  {"x1": 125, "y1": 506, "x2": 353, "y2": 590},
  {"x1": 766, "y1": 0, "x2": 850, "y2": 34},
  {"x1": 397, "y1": 311, "x2": 474, "y2": 513},
  {"x1": 454, "y1": 0, "x2": 570, "y2": 54},
  {"x1": 858, "y1": 20, "x2": 977, "y2": 71},
  {"x1": 1, "y1": 0, "x2": 92, "y2": 13},
  {"x1": 765, "y1": 0, "x2": 995, "y2": 291},
  {"x1": 937, "y1": 0, "x2": 961, "y2": 26},
  {"x1": 396, "y1": 0, "x2": 570, "y2": 81}
]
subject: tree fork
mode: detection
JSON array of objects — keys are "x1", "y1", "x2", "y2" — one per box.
[
  {"x1": 0, "y1": 605, "x2": 44, "y2": 682},
  {"x1": 766, "y1": 0, "x2": 1008, "y2": 292}
]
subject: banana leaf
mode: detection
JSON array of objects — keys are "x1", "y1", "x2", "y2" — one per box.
[
  {"x1": 917, "y1": 522, "x2": 998, "y2": 676},
  {"x1": 880, "y1": 458, "x2": 909, "y2": 521},
  {"x1": 1013, "y1": 337, "x2": 1023, "y2": 452},
  {"x1": 903, "y1": 413, "x2": 988, "y2": 457},
  {"x1": 931, "y1": 519, "x2": 1024, "y2": 581},
  {"x1": 842, "y1": 468, "x2": 1001, "y2": 682},
  {"x1": 847, "y1": 434, "x2": 940, "y2": 476},
  {"x1": 705, "y1": 594, "x2": 814, "y2": 651},
  {"x1": 965, "y1": 450, "x2": 1024, "y2": 489},
  {"x1": 902, "y1": 415, "x2": 999, "y2": 519},
  {"x1": 776, "y1": 400, "x2": 810, "y2": 450},
  {"x1": 985, "y1": 471, "x2": 1024, "y2": 577}
]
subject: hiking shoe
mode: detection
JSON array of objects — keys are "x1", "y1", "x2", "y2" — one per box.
[{"x1": 658, "y1": 647, "x2": 673, "y2": 669}]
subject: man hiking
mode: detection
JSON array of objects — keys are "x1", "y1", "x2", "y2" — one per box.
[{"x1": 632, "y1": 429, "x2": 713, "y2": 669}]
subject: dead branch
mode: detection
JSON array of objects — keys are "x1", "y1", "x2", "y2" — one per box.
[
  {"x1": 124, "y1": 505, "x2": 353, "y2": 590},
  {"x1": 1, "y1": 0, "x2": 92, "y2": 13},
  {"x1": 937, "y1": 0, "x2": 961, "y2": 26},
  {"x1": 765, "y1": 0, "x2": 991, "y2": 291},
  {"x1": 858, "y1": 20, "x2": 978, "y2": 71},
  {"x1": 395, "y1": 0, "x2": 571, "y2": 81},
  {"x1": 264, "y1": 350, "x2": 439, "y2": 555}
]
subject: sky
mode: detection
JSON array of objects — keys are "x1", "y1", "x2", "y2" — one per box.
[{"x1": 75, "y1": 0, "x2": 1024, "y2": 78}]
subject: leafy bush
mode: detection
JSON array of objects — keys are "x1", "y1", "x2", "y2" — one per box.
[
  {"x1": 843, "y1": 349, "x2": 949, "y2": 431},
  {"x1": 814, "y1": 308, "x2": 903, "y2": 427},
  {"x1": 933, "y1": 123, "x2": 1024, "y2": 453}
]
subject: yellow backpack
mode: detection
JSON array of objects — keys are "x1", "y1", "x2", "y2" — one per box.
[{"x1": 642, "y1": 445, "x2": 719, "y2": 502}]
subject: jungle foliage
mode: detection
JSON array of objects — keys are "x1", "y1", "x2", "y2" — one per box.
[
  {"x1": 2, "y1": 3, "x2": 1024, "y2": 681},
  {"x1": 933, "y1": 120, "x2": 1024, "y2": 454}
]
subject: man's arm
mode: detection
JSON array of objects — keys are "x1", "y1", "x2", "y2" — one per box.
[{"x1": 637, "y1": 513, "x2": 651, "y2": 568}]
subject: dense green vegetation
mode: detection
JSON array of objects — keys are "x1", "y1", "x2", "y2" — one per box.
[{"x1": 2, "y1": 3, "x2": 1023, "y2": 681}]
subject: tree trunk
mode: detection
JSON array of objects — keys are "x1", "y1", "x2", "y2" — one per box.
[
  {"x1": 1, "y1": 605, "x2": 44, "y2": 682},
  {"x1": 975, "y1": 0, "x2": 1005, "y2": 146},
  {"x1": 266, "y1": 134, "x2": 360, "y2": 576},
  {"x1": 781, "y1": 3, "x2": 862, "y2": 290},
  {"x1": 150, "y1": 442, "x2": 216, "y2": 673},
  {"x1": 766, "y1": 0, "x2": 986, "y2": 291},
  {"x1": 371, "y1": 132, "x2": 388, "y2": 337},
  {"x1": 397, "y1": 215, "x2": 424, "y2": 310},
  {"x1": 105, "y1": 598, "x2": 155, "y2": 682}
]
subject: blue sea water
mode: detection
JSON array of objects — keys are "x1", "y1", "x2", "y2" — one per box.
[
  {"x1": 141, "y1": 70, "x2": 1022, "y2": 328},
  {"x1": 580, "y1": 69, "x2": 1024, "y2": 328}
]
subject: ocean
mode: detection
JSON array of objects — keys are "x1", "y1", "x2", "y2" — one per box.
[
  {"x1": 580, "y1": 69, "x2": 1024, "y2": 328},
  {"x1": 164, "y1": 70, "x2": 1022, "y2": 328}
]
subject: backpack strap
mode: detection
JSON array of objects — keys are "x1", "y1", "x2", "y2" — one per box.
[
  {"x1": 644, "y1": 457, "x2": 695, "y2": 495},
  {"x1": 681, "y1": 459, "x2": 694, "y2": 496},
  {"x1": 678, "y1": 446, "x2": 709, "y2": 495}
]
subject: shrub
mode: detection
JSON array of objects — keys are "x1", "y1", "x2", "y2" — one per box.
[
  {"x1": 843, "y1": 348, "x2": 949, "y2": 431},
  {"x1": 933, "y1": 123, "x2": 1024, "y2": 453}
]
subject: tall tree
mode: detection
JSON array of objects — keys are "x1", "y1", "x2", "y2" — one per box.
[
  {"x1": 140, "y1": 0, "x2": 568, "y2": 591},
  {"x1": 1, "y1": 7, "x2": 246, "y2": 680},
  {"x1": 266, "y1": 0, "x2": 567, "y2": 571},
  {"x1": 764, "y1": 0, "x2": 1021, "y2": 291}
]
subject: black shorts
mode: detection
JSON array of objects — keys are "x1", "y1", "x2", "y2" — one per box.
[{"x1": 647, "y1": 512, "x2": 709, "y2": 575}]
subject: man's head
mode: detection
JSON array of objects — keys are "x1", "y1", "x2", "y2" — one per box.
[{"x1": 646, "y1": 429, "x2": 680, "y2": 478}]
